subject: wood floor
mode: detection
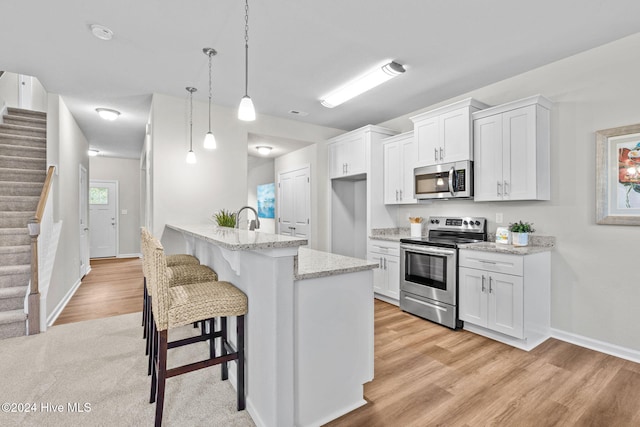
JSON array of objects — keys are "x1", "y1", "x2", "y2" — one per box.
[
  {"x1": 55, "y1": 260, "x2": 640, "y2": 426},
  {"x1": 54, "y1": 257, "x2": 143, "y2": 325},
  {"x1": 327, "y1": 300, "x2": 640, "y2": 427}
]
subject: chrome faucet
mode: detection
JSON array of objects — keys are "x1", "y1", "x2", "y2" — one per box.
[{"x1": 234, "y1": 206, "x2": 261, "y2": 230}]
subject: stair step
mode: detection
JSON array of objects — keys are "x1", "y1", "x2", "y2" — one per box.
[
  {"x1": 0, "y1": 195, "x2": 39, "y2": 211},
  {"x1": 0, "y1": 155, "x2": 46, "y2": 170},
  {"x1": 0, "y1": 143, "x2": 46, "y2": 159},
  {"x1": 0, "y1": 265, "x2": 30, "y2": 288},
  {"x1": 0, "y1": 182, "x2": 43, "y2": 196},
  {"x1": 7, "y1": 107, "x2": 46, "y2": 120},
  {"x1": 0, "y1": 310, "x2": 27, "y2": 339},
  {"x1": 0, "y1": 228, "x2": 29, "y2": 246},
  {"x1": 0, "y1": 211, "x2": 34, "y2": 228},
  {"x1": 0, "y1": 133, "x2": 46, "y2": 149},
  {"x1": 0, "y1": 245, "x2": 31, "y2": 265},
  {"x1": 3, "y1": 115, "x2": 46, "y2": 129},
  {"x1": 0, "y1": 286, "x2": 28, "y2": 311},
  {"x1": 0, "y1": 124, "x2": 46, "y2": 138},
  {"x1": 0, "y1": 168, "x2": 46, "y2": 183}
]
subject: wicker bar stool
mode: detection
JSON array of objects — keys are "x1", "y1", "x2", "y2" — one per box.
[
  {"x1": 146, "y1": 235, "x2": 247, "y2": 427},
  {"x1": 141, "y1": 228, "x2": 219, "y2": 374}
]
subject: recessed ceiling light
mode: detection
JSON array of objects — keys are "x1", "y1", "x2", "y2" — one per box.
[
  {"x1": 96, "y1": 108, "x2": 120, "y2": 121},
  {"x1": 88, "y1": 149, "x2": 99, "y2": 157},
  {"x1": 256, "y1": 146, "x2": 272, "y2": 155},
  {"x1": 90, "y1": 24, "x2": 113, "y2": 41}
]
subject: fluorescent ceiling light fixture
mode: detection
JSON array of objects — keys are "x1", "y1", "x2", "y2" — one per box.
[
  {"x1": 256, "y1": 146, "x2": 272, "y2": 155},
  {"x1": 88, "y1": 149, "x2": 99, "y2": 157},
  {"x1": 320, "y1": 61, "x2": 406, "y2": 108},
  {"x1": 96, "y1": 108, "x2": 120, "y2": 121}
]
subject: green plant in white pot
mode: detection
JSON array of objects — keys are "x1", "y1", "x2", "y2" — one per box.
[
  {"x1": 213, "y1": 209, "x2": 236, "y2": 227},
  {"x1": 508, "y1": 221, "x2": 535, "y2": 246}
]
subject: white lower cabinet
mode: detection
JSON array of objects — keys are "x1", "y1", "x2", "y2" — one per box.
[
  {"x1": 368, "y1": 240, "x2": 400, "y2": 303},
  {"x1": 459, "y1": 249, "x2": 550, "y2": 350}
]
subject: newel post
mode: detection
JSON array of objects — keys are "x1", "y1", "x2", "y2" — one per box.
[{"x1": 27, "y1": 219, "x2": 41, "y2": 335}]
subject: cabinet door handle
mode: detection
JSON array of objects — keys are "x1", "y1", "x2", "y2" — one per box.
[
  {"x1": 384, "y1": 257, "x2": 387, "y2": 270},
  {"x1": 481, "y1": 275, "x2": 486, "y2": 292},
  {"x1": 439, "y1": 147, "x2": 444, "y2": 160},
  {"x1": 399, "y1": 189, "x2": 403, "y2": 200},
  {"x1": 497, "y1": 181, "x2": 502, "y2": 196},
  {"x1": 503, "y1": 180, "x2": 508, "y2": 196},
  {"x1": 489, "y1": 276, "x2": 493, "y2": 293},
  {"x1": 395, "y1": 190, "x2": 399, "y2": 201},
  {"x1": 434, "y1": 148, "x2": 438, "y2": 162},
  {"x1": 379, "y1": 258, "x2": 383, "y2": 269}
]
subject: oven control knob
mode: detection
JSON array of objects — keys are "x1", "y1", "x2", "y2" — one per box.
[
  {"x1": 463, "y1": 220, "x2": 468, "y2": 225},
  {"x1": 430, "y1": 219, "x2": 435, "y2": 224},
  {"x1": 474, "y1": 220, "x2": 481, "y2": 226},
  {"x1": 435, "y1": 219, "x2": 440, "y2": 224}
]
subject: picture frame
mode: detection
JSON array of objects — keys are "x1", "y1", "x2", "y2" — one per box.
[{"x1": 596, "y1": 123, "x2": 640, "y2": 225}]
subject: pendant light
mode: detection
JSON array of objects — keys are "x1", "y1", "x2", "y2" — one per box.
[
  {"x1": 185, "y1": 87, "x2": 197, "y2": 164},
  {"x1": 203, "y1": 47, "x2": 217, "y2": 149},
  {"x1": 238, "y1": 0, "x2": 256, "y2": 121}
]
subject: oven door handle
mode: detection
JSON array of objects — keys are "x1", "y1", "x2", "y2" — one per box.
[
  {"x1": 448, "y1": 166, "x2": 456, "y2": 197},
  {"x1": 401, "y1": 245, "x2": 455, "y2": 257}
]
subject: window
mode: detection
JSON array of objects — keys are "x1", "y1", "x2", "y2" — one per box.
[{"x1": 89, "y1": 187, "x2": 109, "y2": 205}]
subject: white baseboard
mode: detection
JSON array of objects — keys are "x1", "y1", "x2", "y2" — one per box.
[
  {"x1": 46, "y1": 278, "x2": 82, "y2": 327},
  {"x1": 117, "y1": 253, "x2": 142, "y2": 259},
  {"x1": 551, "y1": 328, "x2": 640, "y2": 364}
]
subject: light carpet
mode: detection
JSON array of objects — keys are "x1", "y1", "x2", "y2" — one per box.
[{"x1": 0, "y1": 313, "x2": 255, "y2": 427}]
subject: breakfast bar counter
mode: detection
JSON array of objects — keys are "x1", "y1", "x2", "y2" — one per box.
[{"x1": 165, "y1": 223, "x2": 376, "y2": 427}]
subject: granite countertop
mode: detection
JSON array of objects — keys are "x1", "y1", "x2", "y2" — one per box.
[
  {"x1": 459, "y1": 235, "x2": 556, "y2": 255},
  {"x1": 166, "y1": 223, "x2": 307, "y2": 251},
  {"x1": 294, "y1": 247, "x2": 378, "y2": 280},
  {"x1": 369, "y1": 227, "x2": 413, "y2": 242}
]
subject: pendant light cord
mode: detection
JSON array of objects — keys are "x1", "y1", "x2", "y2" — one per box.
[
  {"x1": 244, "y1": 0, "x2": 249, "y2": 97},
  {"x1": 189, "y1": 90, "x2": 193, "y2": 150},
  {"x1": 208, "y1": 52, "x2": 212, "y2": 131}
]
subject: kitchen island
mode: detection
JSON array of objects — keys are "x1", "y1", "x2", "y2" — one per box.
[{"x1": 165, "y1": 223, "x2": 377, "y2": 427}]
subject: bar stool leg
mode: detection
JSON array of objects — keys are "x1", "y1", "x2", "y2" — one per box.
[
  {"x1": 237, "y1": 315, "x2": 245, "y2": 410},
  {"x1": 221, "y1": 317, "x2": 228, "y2": 380},
  {"x1": 150, "y1": 322, "x2": 158, "y2": 403},
  {"x1": 209, "y1": 318, "x2": 216, "y2": 358},
  {"x1": 142, "y1": 279, "x2": 147, "y2": 330},
  {"x1": 154, "y1": 330, "x2": 168, "y2": 427}
]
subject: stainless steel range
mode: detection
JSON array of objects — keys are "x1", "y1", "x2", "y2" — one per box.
[{"x1": 400, "y1": 216, "x2": 487, "y2": 329}]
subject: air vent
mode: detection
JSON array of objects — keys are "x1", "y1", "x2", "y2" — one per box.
[{"x1": 288, "y1": 110, "x2": 308, "y2": 117}]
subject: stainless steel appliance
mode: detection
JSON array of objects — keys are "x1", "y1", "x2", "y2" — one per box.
[
  {"x1": 400, "y1": 216, "x2": 486, "y2": 329},
  {"x1": 414, "y1": 160, "x2": 473, "y2": 200}
]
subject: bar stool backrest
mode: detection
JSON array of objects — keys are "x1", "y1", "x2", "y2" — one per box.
[{"x1": 147, "y1": 235, "x2": 171, "y2": 331}]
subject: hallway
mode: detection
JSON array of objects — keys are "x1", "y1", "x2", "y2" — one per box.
[{"x1": 54, "y1": 257, "x2": 143, "y2": 325}]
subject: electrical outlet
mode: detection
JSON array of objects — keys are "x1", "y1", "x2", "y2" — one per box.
[{"x1": 496, "y1": 213, "x2": 503, "y2": 223}]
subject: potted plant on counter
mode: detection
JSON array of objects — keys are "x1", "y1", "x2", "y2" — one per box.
[
  {"x1": 508, "y1": 221, "x2": 535, "y2": 247},
  {"x1": 213, "y1": 209, "x2": 236, "y2": 228}
]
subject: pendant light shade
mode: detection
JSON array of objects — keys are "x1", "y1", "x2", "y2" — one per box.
[
  {"x1": 185, "y1": 86, "x2": 197, "y2": 164},
  {"x1": 203, "y1": 47, "x2": 218, "y2": 149},
  {"x1": 238, "y1": 95, "x2": 256, "y2": 121},
  {"x1": 238, "y1": 0, "x2": 256, "y2": 121}
]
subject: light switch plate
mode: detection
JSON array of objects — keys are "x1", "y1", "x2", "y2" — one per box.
[{"x1": 121, "y1": 209, "x2": 128, "y2": 215}]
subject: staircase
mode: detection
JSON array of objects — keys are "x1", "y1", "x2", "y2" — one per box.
[{"x1": 0, "y1": 107, "x2": 46, "y2": 339}]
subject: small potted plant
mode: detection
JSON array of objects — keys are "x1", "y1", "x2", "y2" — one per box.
[
  {"x1": 213, "y1": 209, "x2": 236, "y2": 228},
  {"x1": 508, "y1": 221, "x2": 535, "y2": 247}
]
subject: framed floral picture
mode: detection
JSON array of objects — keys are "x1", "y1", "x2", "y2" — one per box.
[{"x1": 596, "y1": 123, "x2": 640, "y2": 225}]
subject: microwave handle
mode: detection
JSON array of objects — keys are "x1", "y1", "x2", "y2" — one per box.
[{"x1": 448, "y1": 166, "x2": 456, "y2": 197}]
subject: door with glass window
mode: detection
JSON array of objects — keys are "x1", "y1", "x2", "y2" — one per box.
[{"x1": 89, "y1": 180, "x2": 118, "y2": 258}]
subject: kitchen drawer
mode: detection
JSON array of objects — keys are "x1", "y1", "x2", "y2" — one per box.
[
  {"x1": 368, "y1": 240, "x2": 400, "y2": 256},
  {"x1": 459, "y1": 249, "x2": 523, "y2": 276}
]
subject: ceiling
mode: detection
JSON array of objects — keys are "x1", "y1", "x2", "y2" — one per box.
[{"x1": 2, "y1": 1, "x2": 640, "y2": 159}]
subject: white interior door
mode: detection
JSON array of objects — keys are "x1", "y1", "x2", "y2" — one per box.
[
  {"x1": 79, "y1": 165, "x2": 90, "y2": 276},
  {"x1": 278, "y1": 166, "x2": 310, "y2": 241},
  {"x1": 18, "y1": 74, "x2": 33, "y2": 110},
  {"x1": 90, "y1": 180, "x2": 118, "y2": 258}
]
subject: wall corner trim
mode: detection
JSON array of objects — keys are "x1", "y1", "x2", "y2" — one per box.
[{"x1": 46, "y1": 277, "x2": 83, "y2": 327}]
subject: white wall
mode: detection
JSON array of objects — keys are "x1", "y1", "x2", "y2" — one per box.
[
  {"x1": 46, "y1": 94, "x2": 89, "y2": 319},
  {"x1": 377, "y1": 32, "x2": 640, "y2": 352},
  {"x1": 149, "y1": 93, "x2": 341, "y2": 254},
  {"x1": 247, "y1": 156, "x2": 275, "y2": 234},
  {"x1": 274, "y1": 143, "x2": 329, "y2": 250},
  {"x1": 0, "y1": 72, "x2": 47, "y2": 112},
  {"x1": 90, "y1": 157, "x2": 141, "y2": 256}
]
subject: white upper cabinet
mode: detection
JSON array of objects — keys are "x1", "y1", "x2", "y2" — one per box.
[
  {"x1": 383, "y1": 132, "x2": 416, "y2": 204},
  {"x1": 473, "y1": 95, "x2": 552, "y2": 202},
  {"x1": 411, "y1": 98, "x2": 488, "y2": 167},
  {"x1": 328, "y1": 132, "x2": 367, "y2": 179}
]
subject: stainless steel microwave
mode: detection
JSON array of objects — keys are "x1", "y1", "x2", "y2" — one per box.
[{"x1": 414, "y1": 160, "x2": 473, "y2": 200}]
